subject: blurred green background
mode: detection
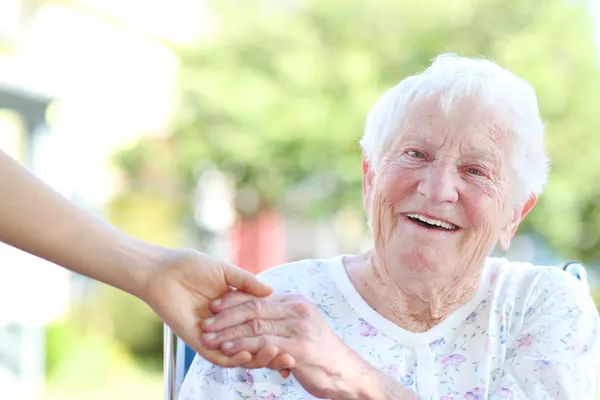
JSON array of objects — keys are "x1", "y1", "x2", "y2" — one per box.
[{"x1": 0, "y1": 0, "x2": 599, "y2": 399}]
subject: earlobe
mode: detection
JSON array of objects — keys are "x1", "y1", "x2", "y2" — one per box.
[
  {"x1": 498, "y1": 217, "x2": 514, "y2": 250},
  {"x1": 498, "y1": 232, "x2": 511, "y2": 251},
  {"x1": 498, "y1": 195, "x2": 538, "y2": 251},
  {"x1": 498, "y1": 212, "x2": 518, "y2": 251}
]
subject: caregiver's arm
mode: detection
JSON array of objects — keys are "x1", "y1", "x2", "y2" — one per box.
[
  {"x1": 489, "y1": 270, "x2": 599, "y2": 400},
  {"x1": 0, "y1": 150, "x2": 273, "y2": 366}
]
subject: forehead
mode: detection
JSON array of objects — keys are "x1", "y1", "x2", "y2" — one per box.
[{"x1": 395, "y1": 97, "x2": 514, "y2": 156}]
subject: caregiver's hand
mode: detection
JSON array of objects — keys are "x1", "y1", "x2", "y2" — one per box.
[
  {"x1": 201, "y1": 292, "x2": 376, "y2": 399},
  {"x1": 141, "y1": 249, "x2": 276, "y2": 368}
]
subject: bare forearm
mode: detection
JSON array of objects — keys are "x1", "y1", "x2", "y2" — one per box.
[{"x1": 0, "y1": 150, "x2": 166, "y2": 298}]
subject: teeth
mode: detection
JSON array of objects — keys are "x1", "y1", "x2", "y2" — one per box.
[{"x1": 406, "y1": 214, "x2": 457, "y2": 230}]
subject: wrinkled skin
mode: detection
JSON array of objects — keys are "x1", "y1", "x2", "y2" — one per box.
[
  {"x1": 354, "y1": 97, "x2": 537, "y2": 331},
  {"x1": 206, "y1": 96, "x2": 537, "y2": 391},
  {"x1": 201, "y1": 291, "x2": 404, "y2": 399}
]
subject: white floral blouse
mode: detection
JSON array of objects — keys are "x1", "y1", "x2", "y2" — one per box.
[{"x1": 179, "y1": 256, "x2": 600, "y2": 400}]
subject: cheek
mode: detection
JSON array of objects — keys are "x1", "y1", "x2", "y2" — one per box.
[
  {"x1": 379, "y1": 167, "x2": 418, "y2": 204},
  {"x1": 461, "y1": 186, "x2": 505, "y2": 232},
  {"x1": 371, "y1": 167, "x2": 417, "y2": 245}
]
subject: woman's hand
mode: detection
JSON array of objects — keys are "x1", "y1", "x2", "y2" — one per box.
[
  {"x1": 140, "y1": 248, "x2": 277, "y2": 368},
  {"x1": 200, "y1": 291, "x2": 375, "y2": 399}
]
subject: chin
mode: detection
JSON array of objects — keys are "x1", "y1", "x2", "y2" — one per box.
[{"x1": 387, "y1": 246, "x2": 447, "y2": 275}]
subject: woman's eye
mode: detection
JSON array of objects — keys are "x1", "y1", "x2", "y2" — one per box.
[
  {"x1": 467, "y1": 167, "x2": 484, "y2": 176},
  {"x1": 406, "y1": 150, "x2": 425, "y2": 159}
]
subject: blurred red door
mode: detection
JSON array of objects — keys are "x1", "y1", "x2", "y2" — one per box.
[{"x1": 230, "y1": 209, "x2": 287, "y2": 275}]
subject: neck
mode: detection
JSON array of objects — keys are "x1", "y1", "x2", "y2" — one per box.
[{"x1": 345, "y1": 250, "x2": 484, "y2": 333}]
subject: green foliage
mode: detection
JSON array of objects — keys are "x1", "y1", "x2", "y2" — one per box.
[
  {"x1": 115, "y1": 0, "x2": 600, "y2": 262},
  {"x1": 45, "y1": 320, "x2": 83, "y2": 381},
  {"x1": 107, "y1": 190, "x2": 186, "y2": 249},
  {"x1": 45, "y1": 283, "x2": 164, "y2": 382},
  {"x1": 44, "y1": 318, "x2": 164, "y2": 399},
  {"x1": 93, "y1": 285, "x2": 164, "y2": 370}
]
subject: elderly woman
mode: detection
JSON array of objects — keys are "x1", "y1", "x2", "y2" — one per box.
[{"x1": 179, "y1": 54, "x2": 600, "y2": 400}]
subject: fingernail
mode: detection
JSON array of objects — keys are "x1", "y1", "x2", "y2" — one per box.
[
  {"x1": 203, "y1": 333, "x2": 216, "y2": 340},
  {"x1": 222, "y1": 341, "x2": 233, "y2": 349},
  {"x1": 212, "y1": 299, "x2": 222, "y2": 306},
  {"x1": 279, "y1": 370, "x2": 290, "y2": 379},
  {"x1": 204, "y1": 317, "x2": 215, "y2": 326}
]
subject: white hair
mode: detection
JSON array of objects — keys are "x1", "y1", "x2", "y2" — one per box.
[{"x1": 360, "y1": 54, "x2": 549, "y2": 203}]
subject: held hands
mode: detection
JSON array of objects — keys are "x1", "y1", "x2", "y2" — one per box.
[
  {"x1": 200, "y1": 291, "x2": 372, "y2": 399},
  {"x1": 139, "y1": 248, "x2": 275, "y2": 368}
]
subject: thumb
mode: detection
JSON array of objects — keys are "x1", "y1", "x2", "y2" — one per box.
[{"x1": 223, "y1": 263, "x2": 273, "y2": 297}]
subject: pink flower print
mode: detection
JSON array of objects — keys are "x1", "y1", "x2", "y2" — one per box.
[
  {"x1": 466, "y1": 311, "x2": 478, "y2": 323},
  {"x1": 536, "y1": 359, "x2": 551, "y2": 370},
  {"x1": 430, "y1": 337, "x2": 446, "y2": 350},
  {"x1": 490, "y1": 270, "x2": 498, "y2": 284},
  {"x1": 495, "y1": 387, "x2": 514, "y2": 399},
  {"x1": 485, "y1": 337, "x2": 494, "y2": 355},
  {"x1": 567, "y1": 304, "x2": 582, "y2": 320},
  {"x1": 571, "y1": 336, "x2": 588, "y2": 355},
  {"x1": 307, "y1": 265, "x2": 318, "y2": 275},
  {"x1": 386, "y1": 364, "x2": 399, "y2": 379},
  {"x1": 245, "y1": 372, "x2": 254, "y2": 386},
  {"x1": 234, "y1": 370, "x2": 254, "y2": 387},
  {"x1": 441, "y1": 354, "x2": 466, "y2": 367},
  {"x1": 464, "y1": 387, "x2": 486, "y2": 400},
  {"x1": 400, "y1": 374, "x2": 414, "y2": 387},
  {"x1": 359, "y1": 318, "x2": 378, "y2": 337},
  {"x1": 499, "y1": 316, "x2": 506, "y2": 344},
  {"x1": 517, "y1": 333, "x2": 533, "y2": 348},
  {"x1": 264, "y1": 394, "x2": 275, "y2": 400}
]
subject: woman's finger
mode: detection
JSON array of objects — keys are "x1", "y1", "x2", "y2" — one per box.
[
  {"x1": 239, "y1": 349, "x2": 294, "y2": 379},
  {"x1": 211, "y1": 290, "x2": 290, "y2": 313},
  {"x1": 239, "y1": 345, "x2": 279, "y2": 369},
  {"x1": 268, "y1": 353, "x2": 296, "y2": 370},
  {"x1": 210, "y1": 290, "x2": 257, "y2": 313},
  {"x1": 202, "y1": 299, "x2": 292, "y2": 332},
  {"x1": 279, "y1": 369, "x2": 291, "y2": 379},
  {"x1": 201, "y1": 318, "x2": 293, "y2": 348},
  {"x1": 220, "y1": 335, "x2": 288, "y2": 356},
  {"x1": 228, "y1": 350, "x2": 253, "y2": 367}
]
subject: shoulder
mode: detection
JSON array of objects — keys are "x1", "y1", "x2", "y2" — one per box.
[
  {"x1": 490, "y1": 258, "x2": 592, "y2": 302},
  {"x1": 488, "y1": 257, "x2": 598, "y2": 325}
]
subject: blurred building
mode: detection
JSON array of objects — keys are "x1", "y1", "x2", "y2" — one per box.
[
  {"x1": 0, "y1": 0, "x2": 212, "y2": 398},
  {"x1": 0, "y1": 78, "x2": 64, "y2": 400}
]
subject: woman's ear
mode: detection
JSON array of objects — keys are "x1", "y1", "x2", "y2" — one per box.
[
  {"x1": 362, "y1": 154, "x2": 375, "y2": 215},
  {"x1": 498, "y1": 195, "x2": 537, "y2": 250}
]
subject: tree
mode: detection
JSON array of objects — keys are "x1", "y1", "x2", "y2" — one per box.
[{"x1": 115, "y1": 0, "x2": 600, "y2": 264}]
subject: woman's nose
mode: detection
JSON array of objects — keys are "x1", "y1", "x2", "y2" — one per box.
[{"x1": 417, "y1": 163, "x2": 459, "y2": 205}]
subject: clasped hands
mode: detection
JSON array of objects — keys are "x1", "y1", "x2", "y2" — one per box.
[{"x1": 200, "y1": 291, "x2": 372, "y2": 399}]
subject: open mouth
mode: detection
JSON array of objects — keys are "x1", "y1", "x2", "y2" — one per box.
[{"x1": 405, "y1": 213, "x2": 459, "y2": 231}]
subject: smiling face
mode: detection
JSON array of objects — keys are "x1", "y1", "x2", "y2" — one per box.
[{"x1": 363, "y1": 96, "x2": 536, "y2": 279}]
